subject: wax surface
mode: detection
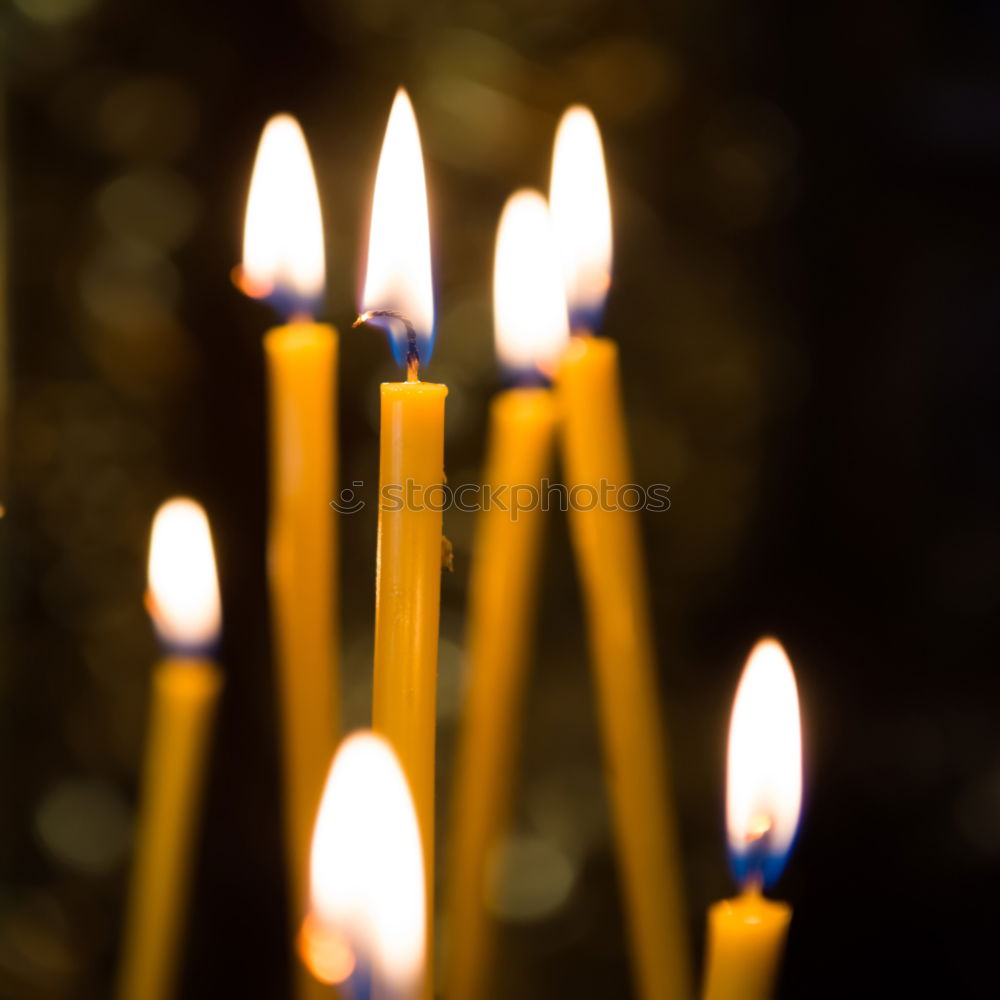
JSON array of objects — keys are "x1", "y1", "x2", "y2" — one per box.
[
  {"x1": 702, "y1": 890, "x2": 792, "y2": 1000},
  {"x1": 445, "y1": 387, "x2": 558, "y2": 1000},
  {"x1": 557, "y1": 335, "x2": 691, "y2": 1000},
  {"x1": 372, "y1": 378, "x2": 447, "y2": 1000},
  {"x1": 265, "y1": 321, "x2": 339, "y2": 1000},
  {"x1": 116, "y1": 658, "x2": 223, "y2": 1000}
]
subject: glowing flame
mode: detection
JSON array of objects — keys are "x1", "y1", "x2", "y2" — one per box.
[
  {"x1": 307, "y1": 731, "x2": 425, "y2": 994},
  {"x1": 298, "y1": 913, "x2": 356, "y2": 986},
  {"x1": 726, "y1": 638, "x2": 802, "y2": 888},
  {"x1": 360, "y1": 89, "x2": 435, "y2": 368},
  {"x1": 549, "y1": 106, "x2": 613, "y2": 332},
  {"x1": 493, "y1": 189, "x2": 570, "y2": 379},
  {"x1": 242, "y1": 114, "x2": 325, "y2": 319},
  {"x1": 147, "y1": 498, "x2": 221, "y2": 652}
]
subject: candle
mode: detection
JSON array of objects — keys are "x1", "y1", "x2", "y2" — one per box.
[
  {"x1": 701, "y1": 638, "x2": 802, "y2": 1000},
  {"x1": 357, "y1": 88, "x2": 443, "y2": 998},
  {"x1": 551, "y1": 106, "x2": 691, "y2": 999},
  {"x1": 241, "y1": 113, "x2": 339, "y2": 997},
  {"x1": 302, "y1": 731, "x2": 425, "y2": 1000},
  {"x1": 445, "y1": 190, "x2": 568, "y2": 1000},
  {"x1": 116, "y1": 499, "x2": 223, "y2": 1000}
]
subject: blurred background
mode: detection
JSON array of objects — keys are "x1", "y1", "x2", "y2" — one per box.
[{"x1": 2, "y1": 0, "x2": 999, "y2": 996}]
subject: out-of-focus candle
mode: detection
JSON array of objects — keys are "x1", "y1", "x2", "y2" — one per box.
[
  {"x1": 356, "y1": 88, "x2": 443, "y2": 1000},
  {"x1": 116, "y1": 499, "x2": 223, "y2": 1000},
  {"x1": 701, "y1": 638, "x2": 802, "y2": 1000},
  {"x1": 552, "y1": 106, "x2": 691, "y2": 1000},
  {"x1": 241, "y1": 114, "x2": 339, "y2": 1000},
  {"x1": 445, "y1": 190, "x2": 567, "y2": 1000},
  {"x1": 302, "y1": 731, "x2": 426, "y2": 1000}
]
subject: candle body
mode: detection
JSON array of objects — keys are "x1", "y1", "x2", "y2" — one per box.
[
  {"x1": 265, "y1": 322, "x2": 339, "y2": 999},
  {"x1": 372, "y1": 379, "x2": 447, "y2": 1000},
  {"x1": 445, "y1": 388, "x2": 557, "y2": 1000},
  {"x1": 701, "y1": 890, "x2": 791, "y2": 1000},
  {"x1": 557, "y1": 335, "x2": 691, "y2": 1000},
  {"x1": 116, "y1": 658, "x2": 223, "y2": 1000}
]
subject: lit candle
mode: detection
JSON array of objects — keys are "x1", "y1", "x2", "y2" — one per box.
[
  {"x1": 701, "y1": 638, "x2": 803, "y2": 1000},
  {"x1": 551, "y1": 106, "x2": 691, "y2": 1000},
  {"x1": 116, "y1": 498, "x2": 224, "y2": 1000},
  {"x1": 241, "y1": 113, "x2": 339, "y2": 998},
  {"x1": 302, "y1": 731, "x2": 425, "y2": 1000},
  {"x1": 445, "y1": 190, "x2": 568, "y2": 1000},
  {"x1": 356, "y1": 88, "x2": 443, "y2": 998}
]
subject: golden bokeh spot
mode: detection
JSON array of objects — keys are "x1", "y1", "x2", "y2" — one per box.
[{"x1": 298, "y1": 912, "x2": 356, "y2": 986}]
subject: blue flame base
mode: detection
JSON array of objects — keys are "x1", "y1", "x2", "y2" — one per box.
[{"x1": 364, "y1": 311, "x2": 434, "y2": 370}]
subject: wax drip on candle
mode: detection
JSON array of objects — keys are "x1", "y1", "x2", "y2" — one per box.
[{"x1": 355, "y1": 310, "x2": 421, "y2": 381}]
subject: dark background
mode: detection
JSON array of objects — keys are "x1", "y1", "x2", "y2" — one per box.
[{"x1": 2, "y1": 0, "x2": 999, "y2": 997}]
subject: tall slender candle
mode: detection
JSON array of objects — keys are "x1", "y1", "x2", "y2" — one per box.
[
  {"x1": 551, "y1": 106, "x2": 691, "y2": 1000},
  {"x1": 701, "y1": 638, "x2": 802, "y2": 1000},
  {"x1": 302, "y1": 731, "x2": 426, "y2": 1000},
  {"x1": 357, "y1": 89, "x2": 444, "y2": 1000},
  {"x1": 116, "y1": 499, "x2": 223, "y2": 1000},
  {"x1": 241, "y1": 114, "x2": 339, "y2": 1000},
  {"x1": 445, "y1": 190, "x2": 568, "y2": 1000}
]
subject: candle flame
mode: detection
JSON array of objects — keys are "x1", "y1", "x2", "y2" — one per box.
[
  {"x1": 360, "y1": 89, "x2": 435, "y2": 369},
  {"x1": 493, "y1": 189, "x2": 570, "y2": 380},
  {"x1": 298, "y1": 913, "x2": 356, "y2": 986},
  {"x1": 146, "y1": 498, "x2": 221, "y2": 652},
  {"x1": 549, "y1": 106, "x2": 613, "y2": 332},
  {"x1": 242, "y1": 114, "x2": 325, "y2": 320},
  {"x1": 306, "y1": 731, "x2": 425, "y2": 993},
  {"x1": 726, "y1": 637, "x2": 802, "y2": 888}
]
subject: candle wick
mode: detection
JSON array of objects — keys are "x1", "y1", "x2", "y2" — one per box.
[
  {"x1": 355, "y1": 309, "x2": 421, "y2": 381},
  {"x1": 403, "y1": 319, "x2": 420, "y2": 381},
  {"x1": 740, "y1": 813, "x2": 773, "y2": 893}
]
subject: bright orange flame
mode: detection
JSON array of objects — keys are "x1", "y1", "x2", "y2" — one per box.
[
  {"x1": 242, "y1": 114, "x2": 325, "y2": 310},
  {"x1": 360, "y1": 89, "x2": 434, "y2": 341},
  {"x1": 308, "y1": 731, "x2": 425, "y2": 994},
  {"x1": 549, "y1": 106, "x2": 613, "y2": 329},
  {"x1": 146, "y1": 498, "x2": 221, "y2": 650},
  {"x1": 298, "y1": 912, "x2": 356, "y2": 986},
  {"x1": 726, "y1": 638, "x2": 802, "y2": 870},
  {"x1": 493, "y1": 189, "x2": 570, "y2": 374}
]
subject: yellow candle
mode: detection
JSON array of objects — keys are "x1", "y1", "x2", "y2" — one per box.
[
  {"x1": 558, "y1": 335, "x2": 690, "y2": 999},
  {"x1": 359, "y1": 89, "x2": 441, "y2": 999},
  {"x1": 702, "y1": 890, "x2": 791, "y2": 1000},
  {"x1": 701, "y1": 638, "x2": 803, "y2": 1000},
  {"x1": 242, "y1": 114, "x2": 339, "y2": 1000},
  {"x1": 117, "y1": 499, "x2": 223, "y2": 1000},
  {"x1": 445, "y1": 190, "x2": 567, "y2": 1000},
  {"x1": 305, "y1": 732, "x2": 426, "y2": 1000},
  {"x1": 372, "y1": 377, "x2": 446, "y2": 878},
  {"x1": 551, "y1": 107, "x2": 691, "y2": 999},
  {"x1": 265, "y1": 319, "x2": 339, "y2": 913}
]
